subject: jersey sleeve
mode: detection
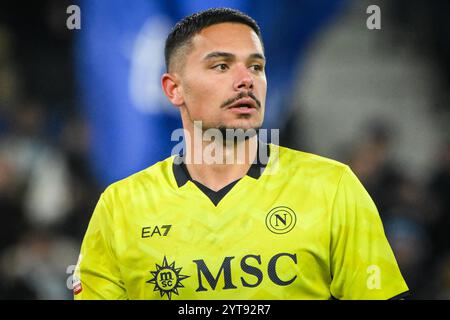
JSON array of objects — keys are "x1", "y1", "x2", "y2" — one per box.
[
  {"x1": 74, "y1": 193, "x2": 128, "y2": 300},
  {"x1": 329, "y1": 166, "x2": 409, "y2": 300}
]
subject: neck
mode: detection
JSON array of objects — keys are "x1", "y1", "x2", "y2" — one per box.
[{"x1": 184, "y1": 131, "x2": 258, "y2": 191}]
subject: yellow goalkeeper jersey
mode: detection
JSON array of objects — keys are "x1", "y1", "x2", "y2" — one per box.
[{"x1": 74, "y1": 143, "x2": 409, "y2": 300}]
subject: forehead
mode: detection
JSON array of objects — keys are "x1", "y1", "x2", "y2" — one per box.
[{"x1": 190, "y1": 22, "x2": 264, "y2": 57}]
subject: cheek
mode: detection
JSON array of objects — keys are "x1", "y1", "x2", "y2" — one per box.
[
  {"x1": 256, "y1": 78, "x2": 267, "y2": 105},
  {"x1": 183, "y1": 77, "x2": 224, "y2": 112}
]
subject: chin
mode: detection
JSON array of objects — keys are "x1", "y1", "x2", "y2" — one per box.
[
  {"x1": 200, "y1": 116, "x2": 263, "y2": 132},
  {"x1": 226, "y1": 118, "x2": 263, "y2": 131},
  {"x1": 218, "y1": 122, "x2": 261, "y2": 139}
]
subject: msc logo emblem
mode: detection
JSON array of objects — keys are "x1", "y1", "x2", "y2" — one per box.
[
  {"x1": 147, "y1": 256, "x2": 189, "y2": 300},
  {"x1": 265, "y1": 206, "x2": 297, "y2": 234}
]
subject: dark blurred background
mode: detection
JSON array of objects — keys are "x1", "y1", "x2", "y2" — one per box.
[{"x1": 0, "y1": 0, "x2": 449, "y2": 299}]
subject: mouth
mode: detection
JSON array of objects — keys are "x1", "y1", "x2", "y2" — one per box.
[{"x1": 227, "y1": 97, "x2": 258, "y2": 114}]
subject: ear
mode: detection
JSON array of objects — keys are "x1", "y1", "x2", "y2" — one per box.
[{"x1": 161, "y1": 73, "x2": 184, "y2": 107}]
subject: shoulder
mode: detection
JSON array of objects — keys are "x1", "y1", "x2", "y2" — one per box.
[
  {"x1": 265, "y1": 145, "x2": 351, "y2": 195},
  {"x1": 273, "y1": 144, "x2": 349, "y2": 178},
  {"x1": 101, "y1": 155, "x2": 176, "y2": 202}
]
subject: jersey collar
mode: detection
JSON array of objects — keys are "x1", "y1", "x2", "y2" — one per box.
[{"x1": 173, "y1": 140, "x2": 270, "y2": 188}]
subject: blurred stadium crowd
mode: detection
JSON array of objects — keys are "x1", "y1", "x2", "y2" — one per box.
[{"x1": 0, "y1": 0, "x2": 449, "y2": 299}]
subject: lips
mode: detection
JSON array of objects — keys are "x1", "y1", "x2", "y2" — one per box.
[{"x1": 227, "y1": 97, "x2": 258, "y2": 110}]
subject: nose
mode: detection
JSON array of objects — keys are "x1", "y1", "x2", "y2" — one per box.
[{"x1": 233, "y1": 65, "x2": 254, "y2": 91}]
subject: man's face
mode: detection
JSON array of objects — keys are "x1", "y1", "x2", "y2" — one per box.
[{"x1": 177, "y1": 22, "x2": 266, "y2": 132}]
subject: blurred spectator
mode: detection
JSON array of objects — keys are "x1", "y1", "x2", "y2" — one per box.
[
  {"x1": 0, "y1": 230, "x2": 78, "y2": 300},
  {"x1": 0, "y1": 151, "x2": 26, "y2": 253},
  {"x1": 346, "y1": 120, "x2": 406, "y2": 219},
  {"x1": 384, "y1": 215, "x2": 432, "y2": 299},
  {"x1": 427, "y1": 141, "x2": 450, "y2": 257},
  {"x1": 434, "y1": 254, "x2": 450, "y2": 299},
  {"x1": 0, "y1": 100, "x2": 72, "y2": 228},
  {"x1": 57, "y1": 114, "x2": 100, "y2": 240}
]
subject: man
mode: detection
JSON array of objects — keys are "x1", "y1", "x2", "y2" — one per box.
[{"x1": 74, "y1": 8, "x2": 409, "y2": 300}]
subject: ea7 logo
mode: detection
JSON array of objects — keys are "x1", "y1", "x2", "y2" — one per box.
[
  {"x1": 193, "y1": 252, "x2": 298, "y2": 292},
  {"x1": 141, "y1": 225, "x2": 172, "y2": 238}
]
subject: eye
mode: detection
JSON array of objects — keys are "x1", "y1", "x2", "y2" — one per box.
[
  {"x1": 212, "y1": 63, "x2": 229, "y2": 71},
  {"x1": 249, "y1": 64, "x2": 264, "y2": 72}
]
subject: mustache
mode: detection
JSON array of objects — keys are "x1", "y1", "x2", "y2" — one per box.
[{"x1": 220, "y1": 92, "x2": 261, "y2": 109}]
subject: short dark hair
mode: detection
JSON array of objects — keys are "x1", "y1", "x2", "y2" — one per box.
[{"x1": 164, "y1": 8, "x2": 263, "y2": 72}]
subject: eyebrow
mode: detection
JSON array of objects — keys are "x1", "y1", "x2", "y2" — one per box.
[{"x1": 203, "y1": 51, "x2": 266, "y2": 62}]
